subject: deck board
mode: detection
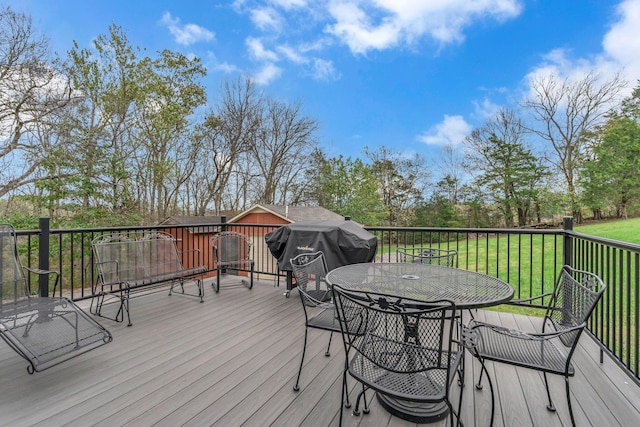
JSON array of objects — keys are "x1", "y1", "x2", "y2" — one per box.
[{"x1": 1, "y1": 278, "x2": 639, "y2": 426}]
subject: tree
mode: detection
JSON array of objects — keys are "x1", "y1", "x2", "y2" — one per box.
[
  {"x1": 435, "y1": 144, "x2": 467, "y2": 205},
  {"x1": 65, "y1": 25, "x2": 207, "y2": 223},
  {"x1": 186, "y1": 77, "x2": 261, "y2": 215},
  {"x1": 0, "y1": 6, "x2": 72, "y2": 199},
  {"x1": 416, "y1": 191, "x2": 464, "y2": 228},
  {"x1": 621, "y1": 80, "x2": 640, "y2": 120},
  {"x1": 133, "y1": 49, "x2": 207, "y2": 221},
  {"x1": 364, "y1": 146, "x2": 429, "y2": 226},
  {"x1": 309, "y1": 151, "x2": 387, "y2": 225},
  {"x1": 581, "y1": 117, "x2": 640, "y2": 220},
  {"x1": 250, "y1": 97, "x2": 319, "y2": 205},
  {"x1": 64, "y1": 24, "x2": 145, "y2": 222},
  {"x1": 523, "y1": 70, "x2": 626, "y2": 222},
  {"x1": 464, "y1": 108, "x2": 547, "y2": 227}
]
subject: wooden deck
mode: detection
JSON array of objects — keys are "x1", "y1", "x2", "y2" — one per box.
[{"x1": 1, "y1": 277, "x2": 639, "y2": 427}]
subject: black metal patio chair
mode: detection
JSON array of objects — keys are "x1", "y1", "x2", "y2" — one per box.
[
  {"x1": 210, "y1": 231, "x2": 254, "y2": 293},
  {"x1": 397, "y1": 247, "x2": 458, "y2": 266},
  {"x1": 332, "y1": 284, "x2": 463, "y2": 426},
  {"x1": 462, "y1": 265, "x2": 606, "y2": 427},
  {"x1": 0, "y1": 224, "x2": 112, "y2": 374},
  {"x1": 289, "y1": 251, "x2": 351, "y2": 409}
]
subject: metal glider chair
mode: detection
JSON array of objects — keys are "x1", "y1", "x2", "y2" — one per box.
[
  {"x1": 0, "y1": 224, "x2": 112, "y2": 374},
  {"x1": 289, "y1": 251, "x2": 351, "y2": 409},
  {"x1": 332, "y1": 284, "x2": 464, "y2": 426},
  {"x1": 462, "y1": 265, "x2": 606, "y2": 427},
  {"x1": 210, "y1": 231, "x2": 254, "y2": 293}
]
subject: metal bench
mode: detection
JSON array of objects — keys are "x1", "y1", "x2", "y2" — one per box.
[
  {"x1": 91, "y1": 231, "x2": 206, "y2": 326},
  {"x1": 1, "y1": 224, "x2": 112, "y2": 374}
]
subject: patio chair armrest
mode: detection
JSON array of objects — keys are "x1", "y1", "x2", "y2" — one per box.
[
  {"x1": 510, "y1": 292, "x2": 554, "y2": 305},
  {"x1": 464, "y1": 320, "x2": 585, "y2": 345},
  {"x1": 23, "y1": 265, "x2": 60, "y2": 276},
  {"x1": 22, "y1": 265, "x2": 61, "y2": 295}
]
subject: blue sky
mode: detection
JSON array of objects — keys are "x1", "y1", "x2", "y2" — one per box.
[{"x1": 8, "y1": 0, "x2": 640, "y2": 165}]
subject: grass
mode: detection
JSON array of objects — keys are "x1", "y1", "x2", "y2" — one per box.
[{"x1": 575, "y1": 217, "x2": 640, "y2": 244}]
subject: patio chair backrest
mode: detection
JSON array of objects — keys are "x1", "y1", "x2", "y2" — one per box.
[
  {"x1": 544, "y1": 265, "x2": 606, "y2": 347},
  {"x1": 211, "y1": 231, "x2": 252, "y2": 265},
  {"x1": 290, "y1": 251, "x2": 331, "y2": 307},
  {"x1": 397, "y1": 247, "x2": 458, "y2": 267},
  {"x1": 0, "y1": 224, "x2": 28, "y2": 304},
  {"x1": 332, "y1": 285, "x2": 457, "y2": 393}
]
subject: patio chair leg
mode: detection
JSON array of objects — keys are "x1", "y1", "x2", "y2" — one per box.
[
  {"x1": 565, "y1": 376, "x2": 576, "y2": 427},
  {"x1": 325, "y1": 331, "x2": 333, "y2": 357},
  {"x1": 353, "y1": 384, "x2": 369, "y2": 415},
  {"x1": 342, "y1": 365, "x2": 351, "y2": 408},
  {"x1": 476, "y1": 358, "x2": 495, "y2": 426},
  {"x1": 446, "y1": 400, "x2": 462, "y2": 427},
  {"x1": 475, "y1": 358, "x2": 486, "y2": 390},
  {"x1": 457, "y1": 350, "x2": 465, "y2": 387},
  {"x1": 293, "y1": 326, "x2": 309, "y2": 392},
  {"x1": 454, "y1": 364, "x2": 464, "y2": 427},
  {"x1": 338, "y1": 386, "x2": 345, "y2": 427},
  {"x1": 543, "y1": 373, "x2": 556, "y2": 412}
]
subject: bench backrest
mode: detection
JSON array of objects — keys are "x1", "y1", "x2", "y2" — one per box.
[
  {"x1": 92, "y1": 231, "x2": 184, "y2": 285},
  {"x1": 0, "y1": 224, "x2": 28, "y2": 305}
]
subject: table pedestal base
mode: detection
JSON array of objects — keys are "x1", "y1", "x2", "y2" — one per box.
[{"x1": 376, "y1": 393, "x2": 449, "y2": 423}]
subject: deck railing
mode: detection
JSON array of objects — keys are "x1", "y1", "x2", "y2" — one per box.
[{"x1": 10, "y1": 216, "x2": 640, "y2": 384}]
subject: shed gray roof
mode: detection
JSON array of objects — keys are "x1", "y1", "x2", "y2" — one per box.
[
  {"x1": 160, "y1": 216, "x2": 222, "y2": 226},
  {"x1": 159, "y1": 216, "x2": 222, "y2": 234},
  {"x1": 229, "y1": 204, "x2": 344, "y2": 223}
]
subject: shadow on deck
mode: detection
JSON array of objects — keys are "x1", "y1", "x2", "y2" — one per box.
[{"x1": 1, "y1": 277, "x2": 639, "y2": 426}]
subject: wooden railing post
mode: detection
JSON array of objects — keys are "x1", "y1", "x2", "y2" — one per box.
[{"x1": 39, "y1": 217, "x2": 50, "y2": 297}]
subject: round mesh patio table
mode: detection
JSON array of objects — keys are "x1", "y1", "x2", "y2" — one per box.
[{"x1": 326, "y1": 262, "x2": 514, "y2": 423}]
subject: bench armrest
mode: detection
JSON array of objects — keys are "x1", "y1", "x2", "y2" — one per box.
[{"x1": 94, "y1": 259, "x2": 122, "y2": 284}]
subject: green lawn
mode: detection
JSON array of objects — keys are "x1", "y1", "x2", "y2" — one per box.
[{"x1": 575, "y1": 217, "x2": 640, "y2": 244}]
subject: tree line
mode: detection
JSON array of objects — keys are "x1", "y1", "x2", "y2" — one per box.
[{"x1": 1, "y1": 6, "x2": 639, "y2": 229}]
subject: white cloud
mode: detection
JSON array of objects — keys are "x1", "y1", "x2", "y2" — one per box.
[
  {"x1": 312, "y1": 58, "x2": 340, "y2": 81},
  {"x1": 160, "y1": 12, "x2": 215, "y2": 46},
  {"x1": 326, "y1": 2, "x2": 400, "y2": 55},
  {"x1": 206, "y1": 52, "x2": 241, "y2": 73},
  {"x1": 271, "y1": 0, "x2": 308, "y2": 9},
  {"x1": 231, "y1": 1, "x2": 524, "y2": 85},
  {"x1": 418, "y1": 115, "x2": 472, "y2": 146},
  {"x1": 252, "y1": 62, "x2": 282, "y2": 85},
  {"x1": 250, "y1": 7, "x2": 283, "y2": 31},
  {"x1": 602, "y1": 0, "x2": 640, "y2": 82},
  {"x1": 246, "y1": 37, "x2": 279, "y2": 61},
  {"x1": 325, "y1": 0, "x2": 523, "y2": 55},
  {"x1": 277, "y1": 45, "x2": 308, "y2": 64},
  {"x1": 473, "y1": 98, "x2": 501, "y2": 120},
  {"x1": 525, "y1": 0, "x2": 640, "y2": 97}
]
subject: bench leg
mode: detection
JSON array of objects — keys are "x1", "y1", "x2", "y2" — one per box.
[
  {"x1": 116, "y1": 288, "x2": 132, "y2": 326},
  {"x1": 90, "y1": 287, "x2": 132, "y2": 326},
  {"x1": 170, "y1": 277, "x2": 205, "y2": 302},
  {"x1": 197, "y1": 278, "x2": 204, "y2": 302}
]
